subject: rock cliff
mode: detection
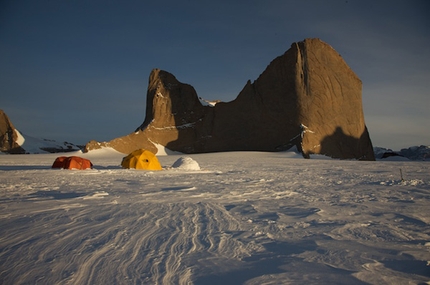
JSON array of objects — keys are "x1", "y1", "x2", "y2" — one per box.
[
  {"x1": 85, "y1": 38, "x2": 375, "y2": 160},
  {"x1": 0, "y1": 109, "x2": 81, "y2": 154},
  {"x1": 0, "y1": 110, "x2": 25, "y2": 154}
]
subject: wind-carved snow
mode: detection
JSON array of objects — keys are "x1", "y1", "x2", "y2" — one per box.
[{"x1": 0, "y1": 151, "x2": 429, "y2": 284}]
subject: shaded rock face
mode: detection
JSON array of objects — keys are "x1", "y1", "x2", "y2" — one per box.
[
  {"x1": 85, "y1": 38, "x2": 375, "y2": 160},
  {"x1": 0, "y1": 110, "x2": 25, "y2": 154},
  {"x1": 0, "y1": 110, "x2": 81, "y2": 154}
]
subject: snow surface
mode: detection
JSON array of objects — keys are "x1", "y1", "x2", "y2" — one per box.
[
  {"x1": 13, "y1": 128, "x2": 80, "y2": 154},
  {"x1": 1, "y1": 150, "x2": 429, "y2": 284}
]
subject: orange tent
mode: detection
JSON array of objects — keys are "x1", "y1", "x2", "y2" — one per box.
[
  {"x1": 52, "y1": 156, "x2": 68, "y2": 168},
  {"x1": 52, "y1": 156, "x2": 93, "y2": 170}
]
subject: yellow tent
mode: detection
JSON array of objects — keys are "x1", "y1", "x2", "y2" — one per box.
[{"x1": 121, "y1": 149, "x2": 162, "y2": 170}]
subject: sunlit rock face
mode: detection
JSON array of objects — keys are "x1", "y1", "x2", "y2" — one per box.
[
  {"x1": 0, "y1": 110, "x2": 25, "y2": 154},
  {"x1": 85, "y1": 38, "x2": 375, "y2": 160}
]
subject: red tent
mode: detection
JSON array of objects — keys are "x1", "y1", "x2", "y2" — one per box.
[{"x1": 52, "y1": 156, "x2": 93, "y2": 170}]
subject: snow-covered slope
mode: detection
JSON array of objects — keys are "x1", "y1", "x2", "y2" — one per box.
[
  {"x1": 399, "y1": 145, "x2": 430, "y2": 160},
  {"x1": 0, "y1": 109, "x2": 81, "y2": 154},
  {"x1": 11, "y1": 129, "x2": 81, "y2": 154},
  {"x1": 0, "y1": 151, "x2": 429, "y2": 284},
  {"x1": 374, "y1": 145, "x2": 430, "y2": 161}
]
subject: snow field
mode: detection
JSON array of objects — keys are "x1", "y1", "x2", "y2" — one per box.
[{"x1": 0, "y1": 150, "x2": 429, "y2": 284}]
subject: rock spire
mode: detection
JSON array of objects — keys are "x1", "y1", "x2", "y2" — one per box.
[{"x1": 85, "y1": 38, "x2": 375, "y2": 160}]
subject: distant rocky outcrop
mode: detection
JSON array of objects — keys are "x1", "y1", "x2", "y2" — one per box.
[
  {"x1": 374, "y1": 145, "x2": 430, "y2": 160},
  {"x1": 399, "y1": 145, "x2": 430, "y2": 160},
  {"x1": 85, "y1": 38, "x2": 375, "y2": 160},
  {"x1": 0, "y1": 109, "x2": 81, "y2": 154},
  {"x1": 0, "y1": 110, "x2": 26, "y2": 154}
]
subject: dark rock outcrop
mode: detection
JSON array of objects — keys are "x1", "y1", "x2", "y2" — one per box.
[
  {"x1": 0, "y1": 109, "x2": 81, "y2": 154},
  {"x1": 85, "y1": 38, "x2": 375, "y2": 160},
  {"x1": 0, "y1": 110, "x2": 26, "y2": 154}
]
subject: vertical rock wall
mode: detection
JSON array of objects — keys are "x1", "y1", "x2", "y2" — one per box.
[
  {"x1": 85, "y1": 38, "x2": 375, "y2": 160},
  {"x1": 0, "y1": 110, "x2": 25, "y2": 154}
]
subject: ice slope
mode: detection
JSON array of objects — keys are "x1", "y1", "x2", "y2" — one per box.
[{"x1": 0, "y1": 150, "x2": 429, "y2": 284}]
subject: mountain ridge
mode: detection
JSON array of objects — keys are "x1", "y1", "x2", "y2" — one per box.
[
  {"x1": 85, "y1": 38, "x2": 375, "y2": 160},
  {"x1": 2, "y1": 108, "x2": 428, "y2": 160}
]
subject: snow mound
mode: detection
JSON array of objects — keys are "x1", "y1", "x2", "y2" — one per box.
[{"x1": 171, "y1": 157, "x2": 200, "y2": 170}]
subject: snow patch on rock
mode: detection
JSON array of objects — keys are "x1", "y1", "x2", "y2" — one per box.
[
  {"x1": 14, "y1": 129, "x2": 25, "y2": 146},
  {"x1": 153, "y1": 142, "x2": 182, "y2": 156}
]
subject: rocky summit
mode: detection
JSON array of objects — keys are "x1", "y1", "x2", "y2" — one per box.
[
  {"x1": 0, "y1": 110, "x2": 25, "y2": 154},
  {"x1": 85, "y1": 38, "x2": 375, "y2": 160}
]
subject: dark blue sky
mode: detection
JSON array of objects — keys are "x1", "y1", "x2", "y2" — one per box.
[{"x1": 1, "y1": 0, "x2": 429, "y2": 149}]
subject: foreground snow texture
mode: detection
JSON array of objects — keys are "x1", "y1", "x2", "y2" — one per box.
[{"x1": 1, "y1": 150, "x2": 429, "y2": 284}]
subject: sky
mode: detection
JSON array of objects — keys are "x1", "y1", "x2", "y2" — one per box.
[{"x1": 1, "y1": 0, "x2": 429, "y2": 150}]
